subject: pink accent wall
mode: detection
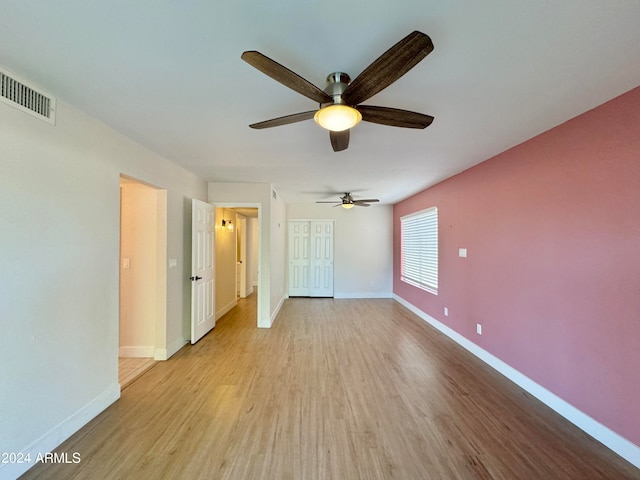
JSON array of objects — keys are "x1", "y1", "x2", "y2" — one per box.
[{"x1": 393, "y1": 86, "x2": 640, "y2": 447}]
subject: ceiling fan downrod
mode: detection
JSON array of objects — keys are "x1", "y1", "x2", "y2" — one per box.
[{"x1": 322, "y1": 72, "x2": 351, "y2": 106}]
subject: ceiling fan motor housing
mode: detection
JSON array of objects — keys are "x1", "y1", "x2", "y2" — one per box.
[{"x1": 323, "y1": 72, "x2": 351, "y2": 106}]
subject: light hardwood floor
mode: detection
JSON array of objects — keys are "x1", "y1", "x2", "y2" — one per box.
[
  {"x1": 21, "y1": 292, "x2": 639, "y2": 479},
  {"x1": 118, "y1": 357, "x2": 157, "y2": 390}
]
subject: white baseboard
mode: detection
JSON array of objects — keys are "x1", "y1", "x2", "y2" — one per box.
[
  {"x1": 154, "y1": 337, "x2": 188, "y2": 361},
  {"x1": 246, "y1": 286, "x2": 254, "y2": 297},
  {"x1": 393, "y1": 294, "x2": 640, "y2": 470},
  {"x1": 118, "y1": 346, "x2": 155, "y2": 358},
  {"x1": 334, "y1": 291, "x2": 393, "y2": 299},
  {"x1": 269, "y1": 294, "x2": 287, "y2": 327},
  {"x1": 215, "y1": 299, "x2": 237, "y2": 321},
  {"x1": 1, "y1": 383, "x2": 120, "y2": 480}
]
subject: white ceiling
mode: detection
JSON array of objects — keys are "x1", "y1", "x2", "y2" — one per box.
[{"x1": 2, "y1": 1, "x2": 640, "y2": 204}]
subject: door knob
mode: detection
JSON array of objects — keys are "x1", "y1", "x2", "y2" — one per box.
[{"x1": 190, "y1": 276, "x2": 202, "y2": 281}]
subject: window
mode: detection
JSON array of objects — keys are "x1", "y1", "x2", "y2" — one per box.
[{"x1": 400, "y1": 207, "x2": 438, "y2": 294}]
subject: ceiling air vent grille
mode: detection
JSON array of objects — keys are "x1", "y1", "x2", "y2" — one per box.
[{"x1": 0, "y1": 67, "x2": 56, "y2": 124}]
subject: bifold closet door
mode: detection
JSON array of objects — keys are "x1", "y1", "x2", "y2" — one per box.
[
  {"x1": 288, "y1": 220, "x2": 334, "y2": 297},
  {"x1": 308, "y1": 221, "x2": 334, "y2": 297},
  {"x1": 288, "y1": 221, "x2": 310, "y2": 296}
]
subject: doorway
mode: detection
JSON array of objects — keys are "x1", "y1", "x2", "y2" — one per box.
[
  {"x1": 214, "y1": 205, "x2": 259, "y2": 327},
  {"x1": 119, "y1": 175, "x2": 167, "y2": 387}
]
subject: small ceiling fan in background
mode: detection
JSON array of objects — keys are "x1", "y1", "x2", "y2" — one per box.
[
  {"x1": 316, "y1": 193, "x2": 380, "y2": 209},
  {"x1": 241, "y1": 30, "x2": 434, "y2": 152}
]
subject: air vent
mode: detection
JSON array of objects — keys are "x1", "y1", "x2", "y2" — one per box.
[{"x1": 0, "y1": 66, "x2": 56, "y2": 124}]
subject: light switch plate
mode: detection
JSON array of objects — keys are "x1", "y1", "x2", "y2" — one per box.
[{"x1": 459, "y1": 248, "x2": 467, "y2": 257}]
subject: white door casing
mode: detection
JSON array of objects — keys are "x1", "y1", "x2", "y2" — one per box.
[{"x1": 191, "y1": 199, "x2": 215, "y2": 343}]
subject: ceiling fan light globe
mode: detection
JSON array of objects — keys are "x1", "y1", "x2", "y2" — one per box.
[
  {"x1": 341, "y1": 203, "x2": 355, "y2": 209},
  {"x1": 314, "y1": 105, "x2": 361, "y2": 132}
]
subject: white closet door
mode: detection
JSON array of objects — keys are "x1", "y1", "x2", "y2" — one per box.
[
  {"x1": 309, "y1": 221, "x2": 334, "y2": 297},
  {"x1": 288, "y1": 220, "x2": 334, "y2": 297},
  {"x1": 288, "y1": 221, "x2": 311, "y2": 296}
]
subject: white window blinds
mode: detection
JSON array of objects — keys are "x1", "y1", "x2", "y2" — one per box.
[{"x1": 400, "y1": 207, "x2": 438, "y2": 294}]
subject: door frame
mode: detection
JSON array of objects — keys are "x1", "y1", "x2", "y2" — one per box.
[
  {"x1": 213, "y1": 202, "x2": 263, "y2": 327},
  {"x1": 118, "y1": 175, "x2": 167, "y2": 361}
]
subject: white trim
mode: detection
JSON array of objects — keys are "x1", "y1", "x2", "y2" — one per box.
[
  {"x1": 155, "y1": 337, "x2": 188, "y2": 361},
  {"x1": 118, "y1": 346, "x2": 155, "y2": 358},
  {"x1": 0, "y1": 384, "x2": 120, "y2": 479},
  {"x1": 393, "y1": 294, "x2": 640, "y2": 469},
  {"x1": 334, "y1": 292, "x2": 393, "y2": 299},
  {"x1": 216, "y1": 298, "x2": 238, "y2": 321},
  {"x1": 154, "y1": 349, "x2": 168, "y2": 361},
  {"x1": 269, "y1": 294, "x2": 287, "y2": 327}
]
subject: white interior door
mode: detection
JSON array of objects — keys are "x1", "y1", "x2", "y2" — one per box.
[
  {"x1": 191, "y1": 199, "x2": 215, "y2": 343},
  {"x1": 288, "y1": 221, "x2": 310, "y2": 296},
  {"x1": 309, "y1": 221, "x2": 334, "y2": 297}
]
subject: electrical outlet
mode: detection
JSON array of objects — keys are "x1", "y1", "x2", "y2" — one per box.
[
  {"x1": 444, "y1": 307, "x2": 448, "y2": 316},
  {"x1": 476, "y1": 323, "x2": 482, "y2": 335},
  {"x1": 459, "y1": 248, "x2": 467, "y2": 258}
]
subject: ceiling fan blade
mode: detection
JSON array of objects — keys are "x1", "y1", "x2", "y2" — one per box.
[
  {"x1": 356, "y1": 203, "x2": 371, "y2": 207},
  {"x1": 242, "y1": 51, "x2": 332, "y2": 104},
  {"x1": 330, "y1": 130, "x2": 350, "y2": 152},
  {"x1": 358, "y1": 105, "x2": 434, "y2": 129},
  {"x1": 249, "y1": 110, "x2": 316, "y2": 129},
  {"x1": 315, "y1": 201, "x2": 341, "y2": 204},
  {"x1": 342, "y1": 31, "x2": 434, "y2": 106},
  {"x1": 353, "y1": 199, "x2": 379, "y2": 203}
]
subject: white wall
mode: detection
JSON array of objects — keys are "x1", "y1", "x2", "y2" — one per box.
[
  {"x1": 270, "y1": 190, "x2": 287, "y2": 321},
  {"x1": 0, "y1": 95, "x2": 207, "y2": 479},
  {"x1": 286, "y1": 203, "x2": 393, "y2": 298},
  {"x1": 249, "y1": 217, "x2": 259, "y2": 286}
]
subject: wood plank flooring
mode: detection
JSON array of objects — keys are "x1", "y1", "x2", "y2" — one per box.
[
  {"x1": 21, "y1": 293, "x2": 640, "y2": 479},
  {"x1": 118, "y1": 357, "x2": 157, "y2": 390}
]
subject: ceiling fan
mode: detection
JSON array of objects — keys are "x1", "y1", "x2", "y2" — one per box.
[
  {"x1": 316, "y1": 193, "x2": 380, "y2": 209},
  {"x1": 241, "y1": 30, "x2": 434, "y2": 152}
]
